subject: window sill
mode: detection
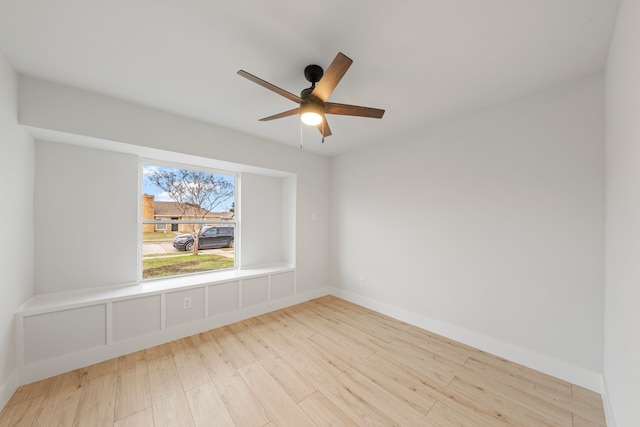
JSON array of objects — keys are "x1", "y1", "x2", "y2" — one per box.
[{"x1": 18, "y1": 263, "x2": 294, "y2": 316}]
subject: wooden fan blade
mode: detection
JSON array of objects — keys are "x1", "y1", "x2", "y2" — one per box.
[
  {"x1": 238, "y1": 70, "x2": 302, "y2": 103},
  {"x1": 317, "y1": 116, "x2": 332, "y2": 137},
  {"x1": 259, "y1": 107, "x2": 300, "y2": 121},
  {"x1": 311, "y1": 52, "x2": 352, "y2": 102},
  {"x1": 324, "y1": 102, "x2": 385, "y2": 119}
]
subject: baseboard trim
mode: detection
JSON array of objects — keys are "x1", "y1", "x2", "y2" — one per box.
[
  {"x1": 0, "y1": 370, "x2": 17, "y2": 410},
  {"x1": 601, "y1": 376, "x2": 617, "y2": 427},
  {"x1": 330, "y1": 288, "x2": 604, "y2": 393}
]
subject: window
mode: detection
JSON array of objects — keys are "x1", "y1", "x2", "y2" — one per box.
[{"x1": 141, "y1": 162, "x2": 237, "y2": 280}]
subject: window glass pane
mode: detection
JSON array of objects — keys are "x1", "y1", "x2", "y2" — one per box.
[{"x1": 141, "y1": 163, "x2": 236, "y2": 280}]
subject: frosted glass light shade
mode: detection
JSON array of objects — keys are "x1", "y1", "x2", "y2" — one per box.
[
  {"x1": 301, "y1": 111, "x2": 322, "y2": 125},
  {"x1": 300, "y1": 101, "x2": 323, "y2": 126}
]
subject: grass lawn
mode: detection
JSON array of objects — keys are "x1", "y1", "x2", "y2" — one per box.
[{"x1": 143, "y1": 254, "x2": 234, "y2": 279}]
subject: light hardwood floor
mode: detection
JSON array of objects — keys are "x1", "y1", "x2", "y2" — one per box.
[{"x1": 0, "y1": 296, "x2": 606, "y2": 426}]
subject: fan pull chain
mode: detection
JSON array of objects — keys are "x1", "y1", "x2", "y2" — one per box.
[{"x1": 299, "y1": 120, "x2": 303, "y2": 149}]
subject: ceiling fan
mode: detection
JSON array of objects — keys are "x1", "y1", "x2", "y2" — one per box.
[{"x1": 238, "y1": 52, "x2": 385, "y2": 141}]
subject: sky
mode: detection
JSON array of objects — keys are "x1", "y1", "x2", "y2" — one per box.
[{"x1": 142, "y1": 164, "x2": 235, "y2": 212}]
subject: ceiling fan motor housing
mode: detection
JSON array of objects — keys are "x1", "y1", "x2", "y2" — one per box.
[{"x1": 304, "y1": 64, "x2": 324, "y2": 85}]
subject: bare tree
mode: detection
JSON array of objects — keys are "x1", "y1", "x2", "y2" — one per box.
[{"x1": 146, "y1": 168, "x2": 234, "y2": 255}]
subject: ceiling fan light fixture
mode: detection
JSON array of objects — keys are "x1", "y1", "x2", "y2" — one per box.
[
  {"x1": 238, "y1": 52, "x2": 384, "y2": 140},
  {"x1": 300, "y1": 102, "x2": 323, "y2": 126}
]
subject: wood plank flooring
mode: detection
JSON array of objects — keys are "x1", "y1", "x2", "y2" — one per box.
[{"x1": 0, "y1": 296, "x2": 607, "y2": 426}]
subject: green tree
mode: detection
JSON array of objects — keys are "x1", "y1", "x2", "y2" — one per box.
[{"x1": 146, "y1": 168, "x2": 234, "y2": 255}]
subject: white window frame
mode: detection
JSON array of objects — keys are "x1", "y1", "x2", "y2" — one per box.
[{"x1": 139, "y1": 159, "x2": 239, "y2": 281}]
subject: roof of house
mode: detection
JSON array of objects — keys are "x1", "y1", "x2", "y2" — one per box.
[{"x1": 154, "y1": 201, "x2": 232, "y2": 219}]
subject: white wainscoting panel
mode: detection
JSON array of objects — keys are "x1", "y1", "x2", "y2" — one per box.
[
  {"x1": 270, "y1": 271, "x2": 295, "y2": 300},
  {"x1": 166, "y1": 287, "x2": 205, "y2": 329},
  {"x1": 241, "y1": 276, "x2": 269, "y2": 307},
  {"x1": 112, "y1": 295, "x2": 161, "y2": 342},
  {"x1": 208, "y1": 281, "x2": 240, "y2": 316},
  {"x1": 23, "y1": 305, "x2": 106, "y2": 365}
]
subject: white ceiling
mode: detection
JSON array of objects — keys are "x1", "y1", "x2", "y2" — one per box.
[{"x1": 0, "y1": 0, "x2": 620, "y2": 156}]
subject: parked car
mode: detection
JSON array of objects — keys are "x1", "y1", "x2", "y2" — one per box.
[{"x1": 173, "y1": 226, "x2": 234, "y2": 251}]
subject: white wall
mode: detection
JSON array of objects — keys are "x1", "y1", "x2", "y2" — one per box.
[
  {"x1": 239, "y1": 172, "x2": 284, "y2": 267},
  {"x1": 20, "y1": 77, "x2": 330, "y2": 294},
  {"x1": 0, "y1": 53, "x2": 34, "y2": 406},
  {"x1": 35, "y1": 142, "x2": 138, "y2": 293},
  {"x1": 281, "y1": 175, "x2": 297, "y2": 266},
  {"x1": 331, "y1": 74, "x2": 605, "y2": 389},
  {"x1": 604, "y1": 1, "x2": 640, "y2": 425}
]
